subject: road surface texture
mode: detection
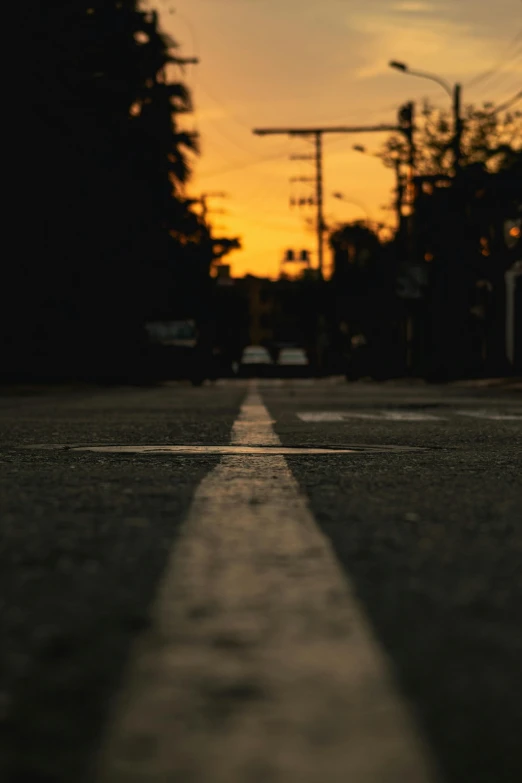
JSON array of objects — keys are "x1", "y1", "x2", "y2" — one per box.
[{"x1": 0, "y1": 378, "x2": 520, "y2": 783}]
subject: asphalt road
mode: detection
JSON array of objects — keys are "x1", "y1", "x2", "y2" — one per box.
[{"x1": 0, "y1": 379, "x2": 521, "y2": 782}]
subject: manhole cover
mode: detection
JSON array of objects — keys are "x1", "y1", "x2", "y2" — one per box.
[{"x1": 24, "y1": 444, "x2": 426, "y2": 455}]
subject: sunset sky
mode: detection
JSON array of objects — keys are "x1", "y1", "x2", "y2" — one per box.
[{"x1": 155, "y1": 0, "x2": 521, "y2": 278}]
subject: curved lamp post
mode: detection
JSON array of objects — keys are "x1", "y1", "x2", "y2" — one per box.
[{"x1": 389, "y1": 60, "x2": 462, "y2": 175}]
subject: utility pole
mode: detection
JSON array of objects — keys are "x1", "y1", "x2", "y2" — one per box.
[
  {"x1": 399, "y1": 103, "x2": 415, "y2": 170},
  {"x1": 452, "y1": 84, "x2": 462, "y2": 176},
  {"x1": 187, "y1": 192, "x2": 229, "y2": 278},
  {"x1": 393, "y1": 158, "x2": 406, "y2": 231},
  {"x1": 253, "y1": 124, "x2": 398, "y2": 277},
  {"x1": 389, "y1": 62, "x2": 462, "y2": 176},
  {"x1": 397, "y1": 102, "x2": 415, "y2": 210},
  {"x1": 315, "y1": 132, "x2": 325, "y2": 274}
]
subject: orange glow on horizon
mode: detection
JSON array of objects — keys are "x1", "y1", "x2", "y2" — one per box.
[{"x1": 154, "y1": 0, "x2": 522, "y2": 278}]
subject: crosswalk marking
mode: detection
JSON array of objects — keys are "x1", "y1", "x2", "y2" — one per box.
[
  {"x1": 96, "y1": 383, "x2": 439, "y2": 783},
  {"x1": 298, "y1": 410, "x2": 522, "y2": 423}
]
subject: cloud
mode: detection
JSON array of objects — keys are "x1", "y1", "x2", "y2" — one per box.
[
  {"x1": 345, "y1": 5, "x2": 499, "y2": 82},
  {"x1": 391, "y1": 1, "x2": 437, "y2": 11},
  {"x1": 391, "y1": 0, "x2": 436, "y2": 14}
]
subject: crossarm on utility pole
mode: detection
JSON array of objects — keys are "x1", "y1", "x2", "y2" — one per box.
[
  {"x1": 253, "y1": 123, "x2": 400, "y2": 277},
  {"x1": 253, "y1": 125, "x2": 398, "y2": 136}
]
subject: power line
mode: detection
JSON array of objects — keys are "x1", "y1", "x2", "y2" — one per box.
[
  {"x1": 253, "y1": 123, "x2": 398, "y2": 276},
  {"x1": 488, "y1": 89, "x2": 522, "y2": 114},
  {"x1": 229, "y1": 182, "x2": 316, "y2": 233},
  {"x1": 197, "y1": 156, "x2": 304, "y2": 233},
  {"x1": 198, "y1": 150, "x2": 293, "y2": 179},
  {"x1": 196, "y1": 119, "x2": 288, "y2": 176},
  {"x1": 229, "y1": 180, "x2": 293, "y2": 217},
  {"x1": 201, "y1": 119, "x2": 264, "y2": 159},
  {"x1": 197, "y1": 162, "x2": 311, "y2": 235},
  {"x1": 195, "y1": 81, "x2": 258, "y2": 136},
  {"x1": 198, "y1": 134, "x2": 250, "y2": 169},
  {"x1": 163, "y1": 7, "x2": 256, "y2": 137},
  {"x1": 158, "y1": 6, "x2": 262, "y2": 162},
  {"x1": 466, "y1": 30, "x2": 522, "y2": 89},
  {"x1": 472, "y1": 51, "x2": 522, "y2": 99},
  {"x1": 232, "y1": 215, "x2": 311, "y2": 234}
]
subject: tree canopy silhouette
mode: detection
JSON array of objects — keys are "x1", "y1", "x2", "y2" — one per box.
[
  {"x1": 4, "y1": 2, "x2": 238, "y2": 381},
  {"x1": 378, "y1": 100, "x2": 521, "y2": 176}
]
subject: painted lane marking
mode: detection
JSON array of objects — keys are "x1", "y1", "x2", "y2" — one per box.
[
  {"x1": 455, "y1": 409, "x2": 522, "y2": 421},
  {"x1": 299, "y1": 412, "x2": 376, "y2": 422},
  {"x1": 96, "y1": 385, "x2": 439, "y2": 783},
  {"x1": 25, "y1": 443, "x2": 424, "y2": 455},
  {"x1": 298, "y1": 410, "x2": 522, "y2": 423},
  {"x1": 384, "y1": 411, "x2": 443, "y2": 421},
  {"x1": 298, "y1": 411, "x2": 443, "y2": 422}
]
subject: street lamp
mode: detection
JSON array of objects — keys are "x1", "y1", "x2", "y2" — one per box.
[
  {"x1": 389, "y1": 60, "x2": 462, "y2": 174},
  {"x1": 389, "y1": 61, "x2": 453, "y2": 98}
]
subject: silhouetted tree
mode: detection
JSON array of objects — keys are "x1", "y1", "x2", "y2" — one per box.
[
  {"x1": 4, "y1": 2, "x2": 208, "y2": 381},
  {"x1": 329, "y1": 222, "x2": 383, "y2": 288},
  {"x1": 378, "y1": 101, "x2": 521, "y2": 176},
  {"x1": 377, "y1": 101, "x2": 521, "y2": 380}
]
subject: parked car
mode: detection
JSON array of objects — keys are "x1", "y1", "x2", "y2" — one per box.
[
  {"x1": 239, "y1": 345, "x2": 273, "y2": 377},
  {"x1": 277, "y1": 347, "x2": 309, "y2": 377}
]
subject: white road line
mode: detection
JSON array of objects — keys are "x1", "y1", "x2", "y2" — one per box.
[
  {"x1": 455, "y1": 409, "x2": 522, "y2": 421},
  {"x1": 96, "y1": 385, "x2": 439, "y2": 783},
  {"x1": 298, "y1": 410, "x2": 522, "y2": 423},
  {"x1": 299, "y1": 412, "x2": 372, "y2": 422},
  {"x1": 383, "y1": 412, "x2": 442, "y2": 421},
  {"x1": 298, "y1": 411, "x2": 443, "y2": 422}
]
